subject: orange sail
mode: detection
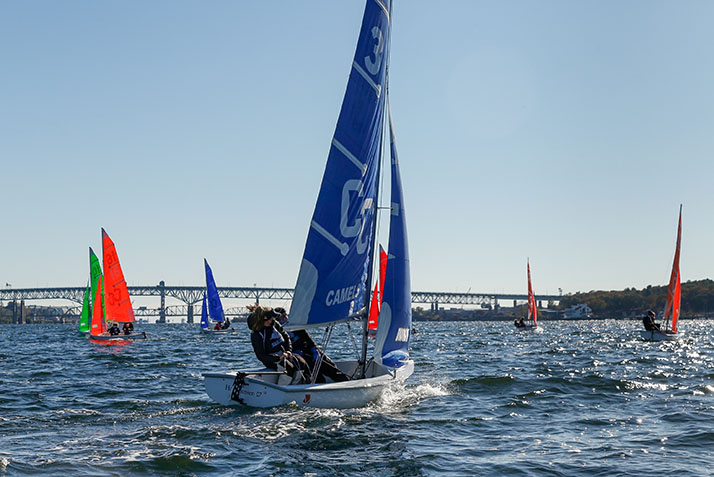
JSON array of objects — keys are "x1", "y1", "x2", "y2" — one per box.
[
  {"x1": 663, "y1": 206, "x2": 682, "y2": 333},
  {"x1": 367, "y1": 245, "x2": 388, "y2": 331},
  {"x1": 527, "y1": 259, "x2": 538, "y2": 326},
  {"x1": 90, "y1": 275, "x2": 105, "y2": 336},
  {"x1": 102, "y1": 228, "x2": 135, "y2": 323}
]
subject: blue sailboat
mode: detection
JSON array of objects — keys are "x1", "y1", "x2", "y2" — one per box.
[
  {"x1": 204, "y1": 0, "x2": 413, "y2": 408},
  {"x1": 200, "y1": 259, "x2": 233, "y2": 334}
]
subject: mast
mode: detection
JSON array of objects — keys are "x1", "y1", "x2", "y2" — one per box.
[
  {"x1": 359, "y1": 0, "x2": 393, "y2": 378},
  {"x1": 360, "y1": 98, "x2": 386, "y2": 378}
]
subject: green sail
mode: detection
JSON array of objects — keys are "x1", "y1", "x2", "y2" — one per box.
[
  {"x1": 89, "y1": 247, "x2": 104, "y2": 317},
  {"x1": 78, "y1": 284, "x2": 91, "y2": 332}
]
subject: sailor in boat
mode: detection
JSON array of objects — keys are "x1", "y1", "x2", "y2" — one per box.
[
  {"x1": 109, "y1": 322, "x2": 120, "y2": 336},
  {"x1": 214, "y1": 320, "x2": 222, "y2": 331},
  {"x1": 275, "y1": 307, "x2": 350, "y2": 383},
  {"x1": 122, "y1": 323, "x2": 132, "y2": 335},
  {"x1": 221, "y1": 317, "x2": 231, "y2": 330},
  {"x1": 249, "y1": 306, "x2": 310, "y2": 384},
  {"x1": 514, "y1": 317, "x2": 526, "y2": 328},
  {"x1": 642, "y1": 310, "x2": 661, "y2": 332}
]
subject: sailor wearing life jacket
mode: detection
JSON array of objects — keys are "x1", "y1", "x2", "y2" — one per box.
[{"x1": 249, "y1": 306, "x2": 309, "y2": 379}]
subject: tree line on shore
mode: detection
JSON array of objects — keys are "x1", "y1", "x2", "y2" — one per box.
[
  {"x1": 415, "y1": 279, "x2": 714, "y2": 321},
  {"x1": 557, "y1": 279, "x2": 714, "y2": 317}
]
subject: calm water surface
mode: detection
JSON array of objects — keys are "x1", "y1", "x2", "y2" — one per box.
[{"x1": 1, "y1": 320, "x2": 714, "y2": 476}]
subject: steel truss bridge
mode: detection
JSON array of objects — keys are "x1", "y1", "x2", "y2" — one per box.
[{"x1": 0, "y1": 285, "x2": 561, "y2": 323}]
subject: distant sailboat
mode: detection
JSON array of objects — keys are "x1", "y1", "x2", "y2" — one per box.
[
  {"x1": 516, "y1": 259, "x2": 543, "y2": 333},
  {"x1": 200, "y1": 259, "x2": 233, "y2": 334},
  {"x1": 89, "y1": 247, "x2": 104, "y2": 318},
  {"x1": 367, "y1": 245, "x2": 388, "y2": 333},
  {"x1": 204, "y1": 0, "x2": 413, "y2": 408},
  {"x1": 78, "y1": 283, "x2": 91, "y2": 334},
  {"x1": 641, "y1": 205, "x2": 683, "y2": 341},
  {"x1": 80, "y1": 247, "x2": 104, "y2": 335},
  {"x1": 90, "y1": 229, "x2": 146, "y2": 341},
  {"x1": 89, "y1": 276, "x2": 105, "y2": 337}
]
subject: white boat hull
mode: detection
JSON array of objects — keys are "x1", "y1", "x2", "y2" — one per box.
[
  {"x1": 199, "y1": 328, "x2": 235, "y2": 335},
  {"x1": 640, "y1": 329, "x2": 682, "y2": 341},
  {"x1": 203, "y1": 359, "x2": 414, "y2": 409},
  {"x1": 516, "y1": 325, "x2": 543, "y2": 333}
]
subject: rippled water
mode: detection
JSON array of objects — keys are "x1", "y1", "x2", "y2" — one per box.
[{"x1": 1, "y1": 320, "x2": 714, "y2": 476}]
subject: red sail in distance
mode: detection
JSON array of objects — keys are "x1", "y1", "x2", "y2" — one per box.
[
  {"x1": 90, "y1": 275, "x2": 106, "y2": 336},
  {"x1": 663, "y1": 206, "x2": 682, "y2": 333},
  {"x1": 527, "y1": 260, "x2": 538, "y2": 327},
  {"x1": 368, "y1": 245, "x2": 388, "y2": 331},
  {"x1": 102, "y1": 228, "x2": 135, "y2": 323}
]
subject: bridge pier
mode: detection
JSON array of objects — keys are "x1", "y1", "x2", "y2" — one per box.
[
  {"x1": 158, "y1": 281, "x2": 166, "y2": 323},
  {"x1": 187, "y1": 304, "x2": 194, "y2": 324}
]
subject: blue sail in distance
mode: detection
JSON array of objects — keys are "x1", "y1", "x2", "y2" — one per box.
[
  {"x1": 204, "y1": 259, "x2": 225, "y2": 322},
  {"x1": 200, "y1": 292, "x2": 208, "y2": 329},
  {"x1": 289, "y1": 0, "x2": 392, "y2": 329},
  {"x1": 374, "y1": 107, "x2": 411, "y2": 367}
]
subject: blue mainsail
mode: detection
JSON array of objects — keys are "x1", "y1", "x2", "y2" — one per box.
[
  {"x1": 200, "y1": 292, "x2": 209, "y2": 330},
  {"x1": 374, "y1": 108, "x2": 411, "y2": 367},
  {"x1": 289, "y1": 0, "x2": 392, "y2": 328},
  {"x1": 205, "y1": 259, "x2": 225, "y2": 322}
]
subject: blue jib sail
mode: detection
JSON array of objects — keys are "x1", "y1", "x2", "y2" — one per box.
[
  {"x1": 289, "y1": 0, "x2": 392, "y2": 329},
  {"x1": 204, "y1": 259, "x2": 225, "y2": 322},
  {"x1": 200, "y1": 292, "x2": 208, "y2": 329},
  {"x1": 374, "y1": 108, "x2": 411, "y2": 367}
]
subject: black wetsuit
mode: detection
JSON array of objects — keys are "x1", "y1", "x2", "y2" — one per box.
[
  {"x1": 643, "y1": 315, "x2": 660, "y2": 331},
  {"x1": 251, "y1": 322, "x2": 308, "y2": 378},
  {"x1": 288, "y1": 329, "x2": 349, "y2": 383}
]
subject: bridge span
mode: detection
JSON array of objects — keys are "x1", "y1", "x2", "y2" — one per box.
[{"x1": 0, "y1": 284, "x2": 561, "y2": 323}]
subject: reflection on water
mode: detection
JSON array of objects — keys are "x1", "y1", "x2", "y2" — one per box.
[{"x1": 1, "y1": 320, "x2": 714, "y2": 476}]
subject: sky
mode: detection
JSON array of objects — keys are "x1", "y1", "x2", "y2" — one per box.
[{"x1": 1, "y1": 0, "x2": 713, "y2": 302}]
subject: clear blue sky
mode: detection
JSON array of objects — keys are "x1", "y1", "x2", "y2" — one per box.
[{"x1": 1, "y1": 1, "x2": 713, "y2": 298}]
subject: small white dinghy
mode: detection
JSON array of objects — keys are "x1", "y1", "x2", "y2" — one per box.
[
  {"x1": 641, "y1": 205, "x2": 683, "y2": 342},
  {"x1": 639, "y1": 329, "x2": 682, "y2": 342},
  {"x1": 205, "y1": 360, "x2": 414, "y2": 409},
  {"x1": 204, "y1": 0, "x2": 413, "y2": 409},
  {"x1": 200, "y1": 328, "x2": 235, "y2": 335}
]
